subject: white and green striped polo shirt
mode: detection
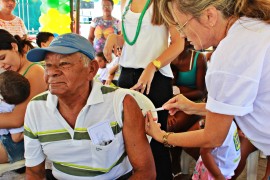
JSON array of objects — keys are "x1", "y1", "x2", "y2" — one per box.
[{"x1": 24, "y1": 81, "x2": 132, "y2": 180}]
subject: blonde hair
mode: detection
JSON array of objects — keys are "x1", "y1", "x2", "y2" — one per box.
[
  {"x1": 151, "y1": 0, "x2": 166, "y2": 25},
  {"x1": 159, "y1": 0, "x2": 270, "y2": 25}
]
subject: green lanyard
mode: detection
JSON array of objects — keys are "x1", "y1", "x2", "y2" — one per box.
[{"x1": 122, "y1": 0, "x2": 151, "y2": 46}]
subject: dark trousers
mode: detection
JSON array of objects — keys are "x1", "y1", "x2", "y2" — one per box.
[
  {"x1": 46, "y1": 169, "x2": 57, "y2": 180},
  {"x1": 118, "y1": 67, "x2": 173, "y2": 180}
]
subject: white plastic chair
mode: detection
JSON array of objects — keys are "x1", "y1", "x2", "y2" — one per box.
[
  {"x1": 181, "y1": 150, "x2": 194, "y2": 174},
  {"x1": 246, "y1": 150, "x2": 259, "y2": 180},
  {"x1": 0, "y1": 159, "x2": 25, "y2": 176}
]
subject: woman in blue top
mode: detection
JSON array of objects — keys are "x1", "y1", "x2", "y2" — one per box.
[{"x1": 168, "y1": 40, "x2": 207, "y2": 177}]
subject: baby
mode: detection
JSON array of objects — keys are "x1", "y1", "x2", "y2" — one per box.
[
  {"x1": 0, "y1": 69, "x2": 30, "y2": 142},
  {"x1": 36, "y1": 32, "x2": 55, "y2": 48}
]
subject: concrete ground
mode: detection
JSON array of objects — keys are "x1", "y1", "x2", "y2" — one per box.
[
  {"x1": 0, "y1": 157, "x2": 267, "y2": 180},
  {"x1": 0, "y1": 170, "x2": 24, "y2": 180}
]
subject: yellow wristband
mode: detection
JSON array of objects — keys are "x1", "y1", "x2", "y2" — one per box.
[{"x1": 152, "y1": 59, "x2": 161, "y2": 71}]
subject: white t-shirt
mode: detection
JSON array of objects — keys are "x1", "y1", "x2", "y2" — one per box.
[
  {"x1": 107, "y1": 57, "x2": 121, "y2": 81},
  {"x1": 120, "y1": 1, "x2": 173, "y2": 78},
  {"x1": 95, "y1": 67, "x2": 109, "y2": 82},
  {"x1": 0, "y1": 101, "x2": 24, "y2": 135},
  {"x1": 210, "y1": 121, "x2": 241, "y2": 178},
  {"x1": 206, "y1": 17, "x2": 270, "y2": 155},
  {"x1": 0, "y1": 16, "x2": 27, "y2": 37}
]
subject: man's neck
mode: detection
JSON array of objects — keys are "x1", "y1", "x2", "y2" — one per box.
[{"x1": 57, "y1": 86, "x2": 92, "y2": 128}]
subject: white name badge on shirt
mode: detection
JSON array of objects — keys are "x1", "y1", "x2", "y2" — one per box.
[{"x1": 87, "y1": 121, "x2": 115, "y2": 145}]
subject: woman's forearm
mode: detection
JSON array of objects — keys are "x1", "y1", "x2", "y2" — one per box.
[
  {"x1": 116, "y1": 34, "x2": 125, "y2": 47},
  {"x1": 0, "y1": 103, "x2": 26, "y2": 128},
  {"x1": 187, "y1": 102, "x2": 207, "y2": 116},
  {"x1": 150, "y1": 112, "x2": 233, "y2": 148},
  {"x1": 154, "y1": 26, "x2": 184, "y2": 68}
]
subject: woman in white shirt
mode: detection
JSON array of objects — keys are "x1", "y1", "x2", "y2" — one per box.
[{"x1": 146, "y1": 0, "x2": 270, "y2": 179}]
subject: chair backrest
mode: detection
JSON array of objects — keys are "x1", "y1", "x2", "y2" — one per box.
[
  {"x1": 247, "y1": 150, "x2": 259, "y2": 180},
  {"x1": 0, "y1": 159, "x2": 25, "y2": 176}
]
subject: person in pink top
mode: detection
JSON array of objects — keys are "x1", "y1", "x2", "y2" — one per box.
[
  {"x1": 0, "y1": 0, "x2": 27, "y2": 38},
  {"x1": 88, "y1": 0, "x2": 121, "y2": 53}
]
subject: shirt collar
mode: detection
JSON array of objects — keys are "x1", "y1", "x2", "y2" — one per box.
[
  {"x1": 86, "y1": 81, "x2": 104, "y2": 106},
  {"x1": 46, "y1": 81, "x2": 104, "y2": 110}
]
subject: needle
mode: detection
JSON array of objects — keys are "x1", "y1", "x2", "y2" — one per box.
[{"x1": 152, "y1": 107, "x2": 164, "y2": 112}]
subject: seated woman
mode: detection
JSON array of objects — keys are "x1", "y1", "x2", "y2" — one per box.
[
  {"x1": 167, "y1": 40, "x2": 207, "y2": 177},
  {"x1": 0, "y1": 29, "x2": 47, "y2": 164}
]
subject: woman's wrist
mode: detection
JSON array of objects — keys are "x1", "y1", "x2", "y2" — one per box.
[
  {"x1": 147, "y1": 61, "x2": 159, "y2": 73},
  {"x1": 156, "y1": 130, "x2": 167, "y2": 143},
  {"x1": 151, "y1": 59, "x2": 162, "y2": 71},
  {"x1": 192, "y1": 102, "x2": 206, "y2": 116},
  {"x1": 162, "y1": 132, "x2": 174, "y2": 148},
  {"x1": 181, "y1": 99, "x2": 201, "y2": 115}
]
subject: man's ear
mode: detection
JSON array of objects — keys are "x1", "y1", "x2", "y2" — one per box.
[
  {"x1": 204, "y1": 5, "x2": 218, "y2": 27},
  {"x1": 11, "y1": 43, "x2": 18, "y2": 51},
  {"x1": 41, "y1": 42, "x2": 46, "y2": 48},
  {"x1": 88, "y1": 60, "x2": 99, "y2": 80}
]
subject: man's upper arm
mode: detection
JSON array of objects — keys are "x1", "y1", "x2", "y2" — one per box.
[
  {"x1": 26, "y1": 161, "x2": 46, "y2": 180},
  {"x1": 122, "y1": 95, "x2": 156, "y2": 179}
]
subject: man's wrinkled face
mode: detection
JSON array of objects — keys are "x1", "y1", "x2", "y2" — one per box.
[{"x1": 44, "y1": 52, "x2": 92, "y2": 96}]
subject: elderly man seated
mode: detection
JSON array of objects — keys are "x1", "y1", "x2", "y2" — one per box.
[{"x1": 24, "y1": 33, "x2": 155, "y2": 180}]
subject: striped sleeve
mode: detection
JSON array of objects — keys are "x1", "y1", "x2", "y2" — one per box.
[{"x1": 24, "y1": 102, "x2": 46, "y2": 167}]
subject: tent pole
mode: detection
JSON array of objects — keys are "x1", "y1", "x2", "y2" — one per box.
[
  {"x1": 70, "y1": 0, "x2": 74, "y2": 32},
  {"x1": 75, "y1": 0, "x2": 80, "y2": 34}
]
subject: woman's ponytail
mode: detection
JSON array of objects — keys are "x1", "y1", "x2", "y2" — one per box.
[{"x1": 14, "y1": 35, "x2": 34, "y2": 54}]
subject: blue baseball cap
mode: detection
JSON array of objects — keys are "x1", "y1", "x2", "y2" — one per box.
[{"x1": 27, "y1": 33, "x2": 95, "y2": 62}]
